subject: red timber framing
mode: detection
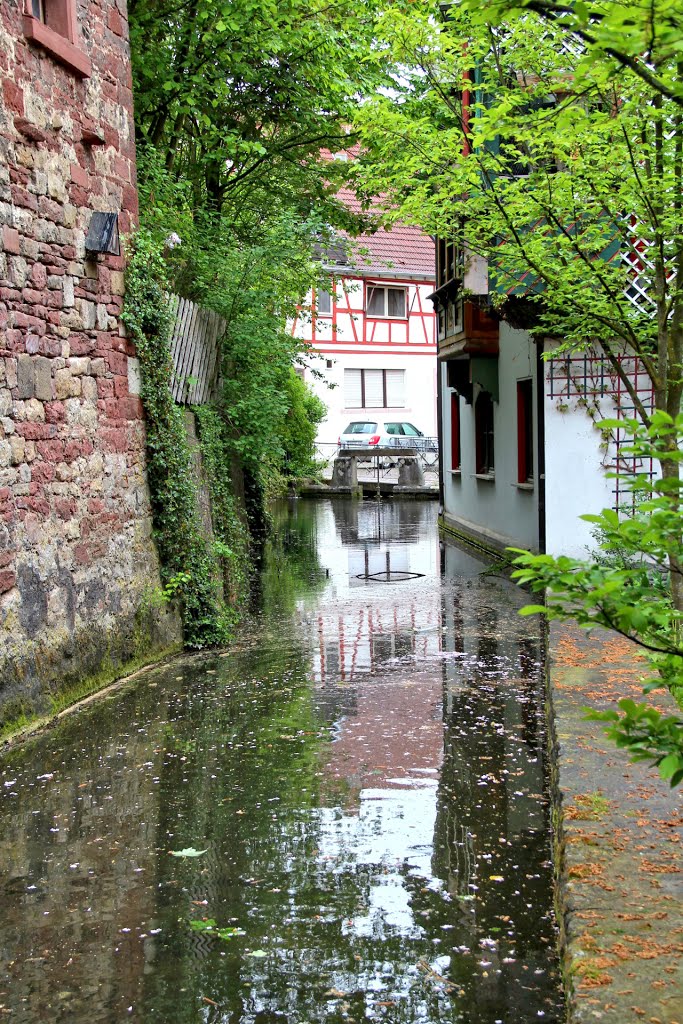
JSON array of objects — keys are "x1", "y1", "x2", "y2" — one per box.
[{"x1": 292, "y1": 275, "x2": 436, "y2": 357}]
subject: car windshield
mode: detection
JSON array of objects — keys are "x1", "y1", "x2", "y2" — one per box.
[{"x1": 344, "y1": 422, "x2": 378, "y2": 434}]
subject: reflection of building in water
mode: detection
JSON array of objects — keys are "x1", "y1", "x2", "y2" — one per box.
[
  {"x1": 310, "y1": 598, "x2": 442, "y2": 682},
  {"x1": 300, "y1": 499, "x2": 439, "y2": 606},
  {"x1": 427, "y1": 553, "x2": 558, "y2": 1017}
]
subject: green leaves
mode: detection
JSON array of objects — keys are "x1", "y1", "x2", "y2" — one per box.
[
  {"x1": 190, "y1": 919, "x2": 246, "y2": 938},
  {"x1": 587, "y1": 699, "x2": 683, "y2": 787}
]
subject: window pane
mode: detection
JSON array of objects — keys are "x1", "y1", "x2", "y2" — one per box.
[
  {"x1": 367, "y1": 287, "x2": 385, "y2": 316},
  {"x1": 385, "y1": 369, "x2": 405, "y2": 407},
  {"x1": 347, "y1": 421, "x2": 377, "y2": 434},
  {"x1": 317, "y1": 288, "x2": 332, "y2": 314},
  {"x1": 344, "y1": 369, "x2": 362, "y2": 408},
  {"x1": 401, "y1": 422, "x2": 420, "y2": 436},
  {"x1": 364, "y1": 369, "x2": 385, "y2": 407},
  {"x1": 387, "y1": 288, "x2": 406, "y2": 318},
  {"x1": 385, "y1": 423, "x2": 401, "y2": 435}
]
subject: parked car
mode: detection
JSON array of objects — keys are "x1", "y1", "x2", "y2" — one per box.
[{"x1": 338, "y1": 420, "x2": 438, "y2": 460}]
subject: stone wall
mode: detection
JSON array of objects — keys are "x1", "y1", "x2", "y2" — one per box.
[{"x1": 0, "y1": 0, "x2": 179, "y2": 722}]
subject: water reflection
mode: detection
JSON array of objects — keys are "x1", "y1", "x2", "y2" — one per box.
[{"x1": 0, "y1": 498, "x2": 563, "y2": 1023}]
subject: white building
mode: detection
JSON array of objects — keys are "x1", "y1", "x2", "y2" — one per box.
[
  {"x1": 433, "y1": 244, "x2": 654, "y2": 559},
  {"x1": 291, "y1": 191, "x2": 437, "y2": 454}
]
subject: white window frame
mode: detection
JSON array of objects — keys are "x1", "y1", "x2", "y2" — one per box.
[{"x1": 366, "y1": 285, "x2": 407, "y2": 319}]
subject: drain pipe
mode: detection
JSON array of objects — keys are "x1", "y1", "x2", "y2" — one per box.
[
  {"x1": 436, "y1": 360, "x2": 445, "y2": 514},
  {"x1": 536, "y1": 338, "x2": 546, "y2": 554}
]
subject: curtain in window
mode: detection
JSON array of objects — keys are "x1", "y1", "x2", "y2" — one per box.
[
  {"x1": 387, "y1": 289, "x2": 406, "y2": 318},
  {"x1": 367, "y1": 287, "x2": 385, "y2": 316}
]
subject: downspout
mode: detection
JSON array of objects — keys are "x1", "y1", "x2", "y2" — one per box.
[{"x1": 536, "y1": 338, "x2": 546, "y2": 554}]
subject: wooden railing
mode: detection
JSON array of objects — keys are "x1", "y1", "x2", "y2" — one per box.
[{"x1": 168, "y1": 294, "x2": 225, "y2": 405}]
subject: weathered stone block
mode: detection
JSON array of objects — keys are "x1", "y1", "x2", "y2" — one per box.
[
  {"x1": 33, "y1": 355, "x2": 52, "y2": 401},
  {"x1": 68, "y1": 357, "x2": 90, "y2": 376},
  {"x1": 0, "y1": 570, "x2": 16, "y2": 594},
  {"x1": 62, "y1": 276, "x2": 74, "y2": 307},
  {"x1": 16, "y1": 353, "x2": 34, "y2": 398},
  {"x1": 54, "y1": 368, "x2": 80, "y2": 399},
  {"x1": 9, "y1": 436, "x2": 24, "y2": 465},
  {"x1": 81, "y1": 376, "x2": 97, "y2": 402}
]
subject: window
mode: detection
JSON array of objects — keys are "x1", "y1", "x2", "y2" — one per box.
[
  {"x1": 23, "y1": 0, "x2": 91, "y2": 77},
  {"x1": 344, "y1": 369, "x2": 405, "y2": 408},
  {"x1": 437, "y1": 239, "x2": 458, "y2": 287},
  {"x1": 451, "y1": 392, "x2": 461, "y2": 471},
  {"x1": 366, "y1": 286, "x2": 406, "y2": 319},
  {"x1": 317, "y1": 287, "x2": 332, "y2": 315},
  {"x1": 517, "y1": 379, "x2": 534, "y2": 483},
  {"x1": 475, "y1": 391, "x2": 494, "y2": 476}
]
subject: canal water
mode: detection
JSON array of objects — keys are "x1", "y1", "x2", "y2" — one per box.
[{"x1": 0, "y1": 498, "x2": 563, "y2": 1024}]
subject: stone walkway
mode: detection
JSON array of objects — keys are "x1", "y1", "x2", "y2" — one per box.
[{"x1": 550, "y1": 623, "x2": 683, "y2": 1024}]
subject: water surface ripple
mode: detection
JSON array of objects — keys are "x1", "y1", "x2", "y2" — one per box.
[{"x1": 0, "y1": 498, "x2": 563, "y2": 1023}]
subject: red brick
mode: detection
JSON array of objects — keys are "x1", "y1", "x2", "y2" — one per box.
[
  {"x1": 16, "y1": 423, "x2": 54, "y2": 440},
  {"x1": 0, "y1": 570, "x2": 16, "y2": 594},
  {"x1": 2, "y1": 226, "x2": 21, "y2": 255},
  {"x1": 44, "y1": 402, "x2": 66, "y2": 423},
  {"x1": 113, "y1": 374, "x2": 129, "y2": 398},
  {"x1": 100, "y1": 427, "x2": 129, "y2": 452},
  {"x1": 121, "y1": 183, "x2": 138, "y2": 216},
  {"x1": 70, "y1": 162, "x2": 89, "y2": 188},
  {"x1": 64, "y1": 439, "x2": 93, "y2": 461},
  {"x1": 36, "y1": 440, "x2": 65, "y2": 461},
  {"x1": 108, "y1": 6, "x2": 125, "y2": 35},
  {"x1": 105, "y1": 351, "x2": 128, "y2": 376},
  {"x1": 123, "y1": 396, "x2": 143, "y2": 420},
  {"x1": 69, "y1": 335, "x2": 96, "y2": 356},
  {"x1": 55, "y1": 498, "x2": 77, "y2": 520},
  {"x1": 74, "y1": 543, "x2": 92, "y2": 565},
  {"x1": 25, "y1": 497, "x2": 50, "y2": 515},
  {"x1": 22, "y1": 287, "x2": 47, "y2": 305},
  {"x1": 31, "y1": 261, "x2": 48, "y2": 289},
  {"x1": 31, "y1": 463, "x2": 56, "y2": 483},
  {"x1": 11, "y1": 185, "x2": 38, "y2": 211},
  {"x1": 2, "y1": 80, "x2": 24, "y2": 115}
]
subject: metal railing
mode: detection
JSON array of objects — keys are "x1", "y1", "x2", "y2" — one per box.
[{"x1": 315, "y1": 440, "x2": 439, "y2": 470}]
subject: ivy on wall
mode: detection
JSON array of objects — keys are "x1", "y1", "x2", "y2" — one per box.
[{"x1": 122, "y1": 230, "x2": 240, "y2": 648}]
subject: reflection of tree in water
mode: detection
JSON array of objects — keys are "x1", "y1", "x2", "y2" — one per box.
[{"x1": 255, "y1": 498, "x2": 328, "y2": 614}]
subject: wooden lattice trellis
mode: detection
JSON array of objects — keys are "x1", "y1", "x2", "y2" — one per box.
[{"x1": 547, "y1": 348, "x2": 655, "y2": 511}]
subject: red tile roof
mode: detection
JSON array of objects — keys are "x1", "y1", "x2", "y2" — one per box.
[{"x1": 322, "y1": 178, "x2": 435, "y2": 279}]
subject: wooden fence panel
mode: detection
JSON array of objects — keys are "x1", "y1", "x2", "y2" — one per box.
[{"x1": 167, "y1": 294, "x2": 225, "y2": 405}]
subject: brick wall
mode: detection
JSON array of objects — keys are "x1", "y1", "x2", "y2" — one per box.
[{"x1": 0, "y1": 0, "x2": 179, "y2": 718}]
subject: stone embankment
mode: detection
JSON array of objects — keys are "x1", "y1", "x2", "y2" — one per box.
[{"x1": 550, "y1": 624, "x2": 683, "y2": 1024}]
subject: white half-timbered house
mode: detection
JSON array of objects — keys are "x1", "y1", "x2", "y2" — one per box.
[{"x1": 291, "y1": 189, "x2": 437, "y2": 453}]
